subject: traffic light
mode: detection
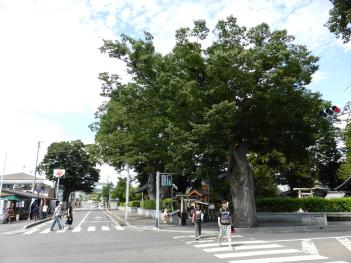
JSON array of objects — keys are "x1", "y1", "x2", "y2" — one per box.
[
  {"x1": 320, "y1": 105, "x2": 341, "y2": 118},
  {"x1": 331, "y1": 105, "x2": 341, "y2": 113}
]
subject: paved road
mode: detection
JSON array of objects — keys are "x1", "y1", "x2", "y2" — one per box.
[{"x1": 1, "y1": 209, "x2": 351, "y2": 263}]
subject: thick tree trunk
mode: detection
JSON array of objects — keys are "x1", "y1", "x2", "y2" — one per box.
[
  {"x1": 147, "y1": 173, "x2": 156, "y2": 200},
  {"x1": 62, "y1": 190, "x2": 70, "y2": 203},
  {"x1": 227, "y1": 142, "x2": 257, "y2": 228}
]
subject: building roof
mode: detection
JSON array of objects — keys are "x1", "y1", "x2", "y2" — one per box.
[{"x1": 3, "y1": 172, "x2": 45, "y2": 180}]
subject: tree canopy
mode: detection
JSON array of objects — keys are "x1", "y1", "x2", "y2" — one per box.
[
  {"x1": 39, "y1": 140, "x2": 100, "y2": 201},
  {"x1": 92, "y1": 17, "x2": 330, "y2": 227},
  {"x1": 326, "y1": 0, "x2": 351, "y2": 43}
]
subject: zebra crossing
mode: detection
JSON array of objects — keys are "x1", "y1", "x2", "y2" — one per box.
[
  {"x1": 21, "y1": 225, "x2": 125, "y2": 235},
  {"x1": 172, "y1": 234, "x2": 351, "y2": 263}
]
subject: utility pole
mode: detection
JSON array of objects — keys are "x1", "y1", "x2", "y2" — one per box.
[
  {"x1": 32, "y1": 141, "x2": 41, "y2": 193},
  {"x1": 155, "y1": 171, "x2": 160, "y2": 228},
  {"x1": 124, "y1": 166, "x2": 130, "y2": 222},
  {"x1": 0, "y1": 152, "x2": 8, "y2": 199}
]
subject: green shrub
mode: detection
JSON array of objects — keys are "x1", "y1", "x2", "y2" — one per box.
[
  {"x1": 140, "y1": 200, "x2": 156, "y2": 210},
  {"x1": 256, "y1": 197, "x2": 351, "y2": 212},
  {"x1": 161, "y1": 198, "x2": 176, "y2": 210},
  {"x1": 128, "y1": 200, "x2": 141, "y2": 207}
]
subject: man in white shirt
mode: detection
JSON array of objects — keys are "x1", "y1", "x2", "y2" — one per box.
[{"x1": 50, "y1": 202, "x2": 63, "y2": 231}]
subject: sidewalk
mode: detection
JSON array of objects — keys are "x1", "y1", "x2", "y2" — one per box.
[
  {"x1": 107, "y1": 209, "x2": 219, "y2": 234},
  {"x1": 0, "y1": 217, "x2": 51, "y2": 234},
  {"x1": 107, "y1": 209, "x2": 351, "y2": 234}
]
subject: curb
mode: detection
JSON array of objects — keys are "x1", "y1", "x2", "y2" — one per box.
[{"x1": 24, "y1": 212, "x2": 67, "y2": 229}]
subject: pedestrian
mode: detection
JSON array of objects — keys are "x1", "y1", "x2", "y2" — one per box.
[
  {"x1": 33, "y1": 204, "x2": 39, "y2": 222},
  {"x1": 5, "y1": 204, "x2": 14, "y2": 224},
  {"x1": 65, "y1": 202, "x2": 73, "y2": 229},
  {"x1": 218, "y1": 200, "x2": 232, "y2": 248},
  {"x1": 42, "y1": 202, "x2": 48, "y2": 219},
  {"x1": 192, "y1": 203, "x2": 204, "y2": 240},
  {"x1": 50, "y1": 201, "x2": 63, "y2": 231},
  {"x1": 163, "y1": 208, "x2": 169, "y2": 224}
]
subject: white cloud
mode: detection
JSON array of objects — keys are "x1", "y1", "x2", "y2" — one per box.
[{"x1": 312, "y1": 71, "x2": 327, "y2": 83}]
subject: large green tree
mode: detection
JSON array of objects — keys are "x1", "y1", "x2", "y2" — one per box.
[
  {"x1": 326, "y1": 0, "x2": 351, "y2": 43},
  {"x1": 93, "y1": 17, "x2": 326, "y2": 227},
  {"x1": 339, "y1": 122, "x2": 351, "y2": 180},
  {"x1": 39, "y1": 140, "x2": 100, "y2": 201}
]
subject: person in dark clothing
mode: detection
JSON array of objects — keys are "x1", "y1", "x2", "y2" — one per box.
[
  {"x1": 65, "y1": 202, "x2": 73, "y2": 229},
  {"x1": 33, "y1": 204, "x2": 39, "y2": 222},
  {"x1": 192, "y1": 203, "x2": 204, "y2": 240}
]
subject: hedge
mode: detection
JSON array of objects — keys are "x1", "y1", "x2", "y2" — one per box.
[
  {"x1": 128, "y1": 200, "x2": 141, "y2": 207},
  {"x1": 139, "y1": 199, "x2": 177, "y2": 210},
  {"x1": 256, "y1": 197, "x2": 351, "y2": 212}
]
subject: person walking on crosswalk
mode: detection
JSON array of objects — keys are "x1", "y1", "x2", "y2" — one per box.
[
  {"x1": 192, "y1": 203, "x2": 204, "y2": 240},
  {"x1": 218, "y1": 200, "x2": 232, "y2": 249},
  {"x1": 64, "y1": 202, "x2": 73, "y2": 229},
  {"x1": 50, "y1": 201, "x2": 63, "y2": 231}
]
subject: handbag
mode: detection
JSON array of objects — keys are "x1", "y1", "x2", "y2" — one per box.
[{"x1": 231, "y1": 225, "x2": 235, "y2": 234}]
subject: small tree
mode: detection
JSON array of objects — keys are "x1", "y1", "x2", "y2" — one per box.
[{"x1": 39, "y1": 140, "x2": 100, "y2": 202}]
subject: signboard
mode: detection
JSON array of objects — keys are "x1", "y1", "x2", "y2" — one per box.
[
  {"x1": 161, "y1": 174, "x2": 172, "y2": 186},
  {"x1": 53, "y1": 169, "x2": 65, "y2": 178}
]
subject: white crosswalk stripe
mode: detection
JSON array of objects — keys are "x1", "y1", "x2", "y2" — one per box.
[
  {"x1": 227, "y1": 255, "x2": 327, "y2": 263},
  {"x1": 23, "y1": 225, "x2": 126, "y2": 234},
  {"x1": 101, "y1": 226, "x2": 110, "y2": 231},
  {"x1": 204, "y1": 244, "x2": 283, "y2": 253},
  {"x1": 72, "y1": 226, "x2": 82, "y2": 232},
  {"x1": 87, "y1": 226, "x2": 95, "y2": 232},
  {"x1": 215, "y1": 248, "x2": 301, "y2": 259},
  {"x1": 114, "y1": 225, "x2": 125, "y2": 231},
  {"x1": 23, "y1": 228, "x2": 39, "y2": 235},
  {"x1": 302, "y1": 239, "x2": 319, "y2": 254},
  {"x1": 40, "y1": 228, "x2": 51, "y2": 234},
  {"x1": 337, "y1": 237, "x2": 351, "y2": 252},
  {"x1": 174, "y1": 233, "x2": 351, "y2": 263}
]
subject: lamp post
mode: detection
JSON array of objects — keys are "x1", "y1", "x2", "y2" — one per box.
[
  {"x1": 124, "y1": 166, "x2": 130, "y2": 222},
  {"x1": 0, "y1": 152, "x2": 8, "y2": 199},
  {"x1": 32, "y1": 141, "x2": 42, "y2": 193}
]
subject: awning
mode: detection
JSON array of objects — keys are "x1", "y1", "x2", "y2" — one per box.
[{"x1": 4, "y1": 195, "x2": 22, "y2": 201}]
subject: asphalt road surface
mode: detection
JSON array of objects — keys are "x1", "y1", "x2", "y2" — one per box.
[{"x1": 1, "y1": 209, "x2": 351, "y2": 263}]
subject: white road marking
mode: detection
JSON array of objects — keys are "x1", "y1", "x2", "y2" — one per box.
[
  {"x1": 87, "y1": 226, "x2": 95, "y2": 232},
  {"x1": 57, "y1": 228, "x2": 66, "y2": 233},
  {"x1": 336, "y1": 237, "x2": 351, "y2": 252},
  {"x1": 301, "y1": 239, "x2": 319, "y2": 254},
  {"x1": 72, "y1": 227, "x2": 82, "y2": 232},
  {"x1": 76, "y1": 209, "x2": 92, "y2": 228},
  {"x1": 173, "y1": 235, "x2": 196, "y2": 239},
  {"x1": 114, "y1": 225, "x2": 125, "y2": 231},
  {"x1": 227, "y1": 255, "x2": 327, "y2": 263},
  {"x1": 204, "y1": 244, "x2": 283, "y2": 253},
  {"x1": 215, "y1": 248, "x2": 300, "y2": 259},
  {"x1": 186, "y1": 239, "x2": 215, "y2": 244},
  {"x1": 40, "y1": 228, "x2": 51, "y2": 234},
  {"x1": 194, "y1": 240, "x2": 267, "y2": 248},
  {"x1": 101, "y1": 226, "x2": 110, "y2": 231},
  {"x1": 23, "y1": 228, "x2": 39, "y2": 235}
]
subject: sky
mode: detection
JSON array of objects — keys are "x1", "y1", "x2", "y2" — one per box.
[{"x1": 0, "y1": 0, "x2": 350, "y2": 186}]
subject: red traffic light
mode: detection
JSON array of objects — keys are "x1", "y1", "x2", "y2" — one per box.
[{"x1": 332, "y1": 106, "x2": 341, "y2": 113}]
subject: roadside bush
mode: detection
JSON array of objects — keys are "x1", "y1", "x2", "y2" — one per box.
[
  {"x1": 128, "y1": 200, "x2": 141, "y2": 207},
  {"x1": 256, "y1": 197, "x2": 351, "y2": 212},
  {"x1": 161, "y1": 198, "x2": 176, "y2": 210},
  {"x1": 140, "y1": 200, "x2": 156, "y2": 210}
]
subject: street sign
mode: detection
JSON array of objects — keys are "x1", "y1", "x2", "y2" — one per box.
[
  {"x1": 161, "y1": 174, "x2": 172, "y2": 186},
  {"x1": 53, "y1": 169, "x2": 65, "y2": 178}
]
